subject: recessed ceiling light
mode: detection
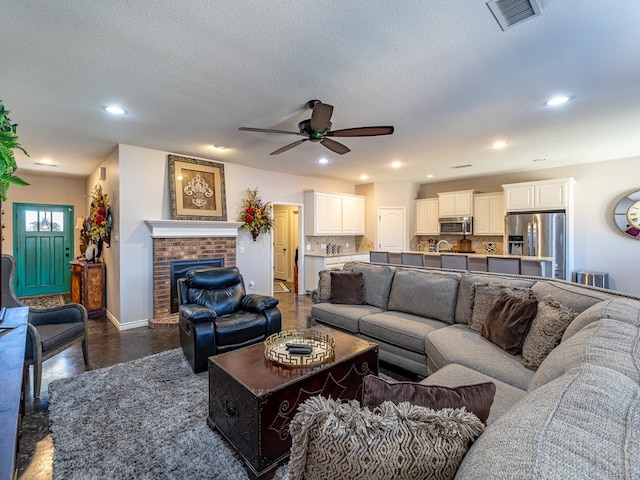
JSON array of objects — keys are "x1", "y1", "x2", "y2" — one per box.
[
  {"x1": 491, "y1": 141, "x2": 507, "y2": 149},
  {"x1": 212, "y1": 145, "x2": 228, "y2": 151},
  {"x1": 426, "y1": 174, "x2": 434, "y2": 179},
  {"x1": 533, "y1": 158, "x2": 547, "y2": 162},
  {"x1": 35, "y1": 158, "x2": 57, "y2": 167},
  {"x1": 103, "y1": 105, "x2": 127, "y2": 115},
  {"x1": 390, "y1": 161, "x2": 401, "y2": 168},
  {"x1": 545, "y1": 96, "x2": 570, "y2": 106},
  {"x1": 318, "y1": 158, "x2": 329, "y2": 165},
  {"x1": 360, "y1": 174, "x2": 368, "y2": 180}
]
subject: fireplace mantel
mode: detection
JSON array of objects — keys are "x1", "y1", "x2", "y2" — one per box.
[{"x1": 144, "y1": 219, "x2": 243, "y2": 238}]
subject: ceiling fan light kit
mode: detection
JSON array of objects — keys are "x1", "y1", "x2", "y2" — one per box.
[{"x1": 239, "y1": 100, "x2": 394, "y2": 156}]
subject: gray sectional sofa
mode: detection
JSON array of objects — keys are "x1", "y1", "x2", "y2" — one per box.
[{"x1": 308, "y1": 261, "x2": 640, "y2": 479}]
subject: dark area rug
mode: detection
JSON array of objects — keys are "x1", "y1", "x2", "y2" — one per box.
[{"x1": 48, "y1": 349, "x2": 288, "y2": 479}]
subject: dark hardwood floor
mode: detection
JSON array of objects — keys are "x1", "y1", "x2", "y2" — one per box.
[{"x1": 18, "y1": 286, "x2": 312, "y2": 480}]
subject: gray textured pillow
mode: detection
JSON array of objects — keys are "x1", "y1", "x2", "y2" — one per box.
[
  {"x1": 469, "y1": 283, "x2": 534, "y2": 332},
  {"x1": 313, "y1": 270, "x2": 332, "y2": 303},
  {"x1": 285, "y1": 396, "x2": 484, "y2": 480},
  {"x1": 521, "y1": 295, "x2": 577, "y2": 370}
]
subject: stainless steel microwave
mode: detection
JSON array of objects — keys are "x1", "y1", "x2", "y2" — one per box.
[{"x1": 439, "y1": 217, "x2": 473, "y2": 235}]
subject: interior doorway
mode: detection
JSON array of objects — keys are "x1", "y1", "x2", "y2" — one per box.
[
  {"x1": 377, "y1": 206, "x2": 406, "y2": 251},
  {"x1": 272, "y1": 203, "x2": 301, "y2": 293}
]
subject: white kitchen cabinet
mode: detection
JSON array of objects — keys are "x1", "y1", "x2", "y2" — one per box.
[
  {"x1": 304, "y1": 254, "x2": 369, "y2": 292},
  {"x1": 503, "y1": 178, "x2": 574, "y2": 212},
  {"x1": 473, "y1": 192, "x2": 504, "y2": 235},
  {"x1": 342, "y1": 195, "x2": 365, "y2": 234},
  {"x1": 304, "y1": 191, "x2": 365, "y2": 236},
  {"x1": 415, "y1": 198, "x2": 439, "y2": 235},
  {"x1": 438, "y1": 190, "x2": 474, "y2": 217}
]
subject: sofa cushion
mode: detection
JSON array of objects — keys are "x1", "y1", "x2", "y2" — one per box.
[
  {"x1": 362, "y1": 374, "x2": 496, "y2": 424},
  {"x1": 562, "y1": 297, "x2": 640, "y2": 342},
  {"x1": 425, "y1": 324, "x2": 535, "y2": 390},
  {"x1": 456, "y1": 364, "x2": 640, "y2": 480},
  {"x1": 455, "y1": 274, "x2": 535, "y2": 325},
  {"x1": 421, "y1": 363, "x2": 527, "y2": 424},
  {"x1": 469, "y1": 283, "x2": 534, "y2": 332},
  {"x1": 310, "y1": 303, "x2": 383, "y2": 333},
  {"x1": 529, "y1": 318, "x2": 640, "y2": 391},
  {"x1": 361, "y1": 336, "x2": 430, "y2": 377},
  {"x1": 387, "y1": 268, "x2": 461, "y2": 324},
  {"x1": 344, "y1": 262, "x2": 396, "y2": 310},
  {"x1": 360, "y1": 311, "x2": 448, "y2": 354},
  {"x1": 521, "y1": 295, "x2": 577, "y2": 370},
  {"x1": 329, "y1": 271, "x2": 365, "y2": 305},
  {"x1": 481, "y1": 291, "x2": 538, "y2": 355},
  {"x1": 286, "y1": 396, "x2": 484, "y2": 480},
  {"x1": 531, "y1": 280, "x2": 612, "y2": 314}
]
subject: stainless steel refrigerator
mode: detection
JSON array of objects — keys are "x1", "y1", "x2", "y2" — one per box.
[{"x1": 505, "y1": 211, "x2": 566, "y2": 279}]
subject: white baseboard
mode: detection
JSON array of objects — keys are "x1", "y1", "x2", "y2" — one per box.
[{"x1": 106, "y1": 310, "x2": 149, "y2": 330}]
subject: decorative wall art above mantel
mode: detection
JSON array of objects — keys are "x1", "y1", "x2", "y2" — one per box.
[{"x1": 168, "y1": 155, "x2": 227, "y2": 221}]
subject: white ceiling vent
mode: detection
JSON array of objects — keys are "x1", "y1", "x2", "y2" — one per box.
[{"x1": 487, "y1": 0, "x2": 542, "y2": 31}]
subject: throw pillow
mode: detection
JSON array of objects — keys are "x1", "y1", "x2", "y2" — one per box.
[
  {"x1": 285, "y1": 396, "x2": 485, "y2": 480},
  {"x1": 312, "y1": 270, "x2": 333, "y2": 303},
  {"x1": 521, "y1": 295, "x2": 577, "y2": 370},
  {"x1": 481, "y1": 291, "x2": 538, "y2": 355},
  {"x1": 330, "y1": 271, "x2": 365, "y2": 305},
  {"x1": 362, "y1": 375, "x2": 496, "y2": 424},
  {"x1": 469, "y1": 283, "x2": 534, "y2": 332}
]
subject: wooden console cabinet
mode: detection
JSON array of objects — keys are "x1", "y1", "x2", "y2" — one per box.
[{"x1": 70, "y1": 259, "x2": 105, "y2": 318}]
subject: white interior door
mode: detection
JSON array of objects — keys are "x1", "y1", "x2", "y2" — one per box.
[
  {"x1": 377, "y1": 207, "x2": 406, "y2": 251},
  {"x1": 273, "y1": 207, "x2": 290, "y2": 281}
]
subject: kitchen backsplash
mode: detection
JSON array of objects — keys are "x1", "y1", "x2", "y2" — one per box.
[
  {"x1": 413, "y1": 235, "x2": 504, "y2": 255},
  {"x1": 305, "y1": 235, "x2": 373, "y2": 254}
]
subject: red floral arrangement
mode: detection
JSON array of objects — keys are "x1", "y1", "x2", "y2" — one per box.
[
  {"x1": 85, "y1": 183, "x2": 112, "y2": 243},
  {"x1": 239, "y1": 188, "x2": 272, "y2": 241}
]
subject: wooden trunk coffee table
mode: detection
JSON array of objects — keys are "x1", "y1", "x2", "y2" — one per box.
[{"x1": 207, "y1": 325, "x2": 378, "y2": 479}]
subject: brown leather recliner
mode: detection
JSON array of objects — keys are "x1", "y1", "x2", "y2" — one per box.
[{"x1": 178, "y1": 266, "x2": 281, "y2": 373}]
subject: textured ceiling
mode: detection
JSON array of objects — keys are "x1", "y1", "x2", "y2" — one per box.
[{"x1": 2, "y1": 1, "x2": 639, "y2": 184}]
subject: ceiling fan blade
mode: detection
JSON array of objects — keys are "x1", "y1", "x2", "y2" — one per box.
[
  {"x1": 270, "y1": 139, "x2": 308, "y2": 155},
  {"x1": 239, "y1": 127, "x2": 301, "y2": 135},
  {"x1": 320, "y1": 138, "x2": 350, "y2": 155},
  {"x1": 310, "y1": 102, "x2": 334, "y2": 132},
  {"x1": 327, "y1": 126, "x2": 395, "y2": 137}
]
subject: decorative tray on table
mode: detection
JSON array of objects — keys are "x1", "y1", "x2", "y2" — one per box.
[{"x1": 264, "y1": 329, "x2": 335, "y2": 367}]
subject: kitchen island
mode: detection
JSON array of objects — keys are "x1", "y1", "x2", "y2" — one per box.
[
  {"x1": 371, "y1": 250, "x2": 555, "y2": 277},
  {"x1": 304, "y1": 252, "x2": 370, "y2": 292}
]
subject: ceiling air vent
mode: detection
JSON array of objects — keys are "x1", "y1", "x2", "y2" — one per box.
[{"x1": 487, "y1": 0, "x2": 542, "y2": 31}]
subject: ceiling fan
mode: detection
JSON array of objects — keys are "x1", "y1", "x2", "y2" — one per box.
[{"x1": 239, "y1": 100, "x2": 394, "y2": 155}]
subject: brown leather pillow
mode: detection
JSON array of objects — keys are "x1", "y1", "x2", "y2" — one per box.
[
  {"x1": 481, "y1": 291, "x2": 538, "y2": 355},
  {"x1": 330, "y1": 271, "x2": 365, "y2": 305},
  {"x1": 362, "y1": 375, "x2": 496, "y2": 424}
]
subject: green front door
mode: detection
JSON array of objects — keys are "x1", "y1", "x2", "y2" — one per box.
[{"x1": 13, "y1": 203, "x2": 74, "y2": 297}]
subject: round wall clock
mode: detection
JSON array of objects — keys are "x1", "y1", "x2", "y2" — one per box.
[{"x1": 613, "y1": 190, "x2": 640, "y2": 239}]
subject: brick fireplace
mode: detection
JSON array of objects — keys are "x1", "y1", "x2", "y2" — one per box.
[{"x1": 145, "y1": 220, "x2": 243, "y2": 328}]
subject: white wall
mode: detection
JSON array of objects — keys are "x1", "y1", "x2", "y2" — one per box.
[
  {"x1": 418, "y1": 156, "x2": 640, "y2": 295},
  {"x1": 356, "y1": 182, "x2": 420, "y2": 250},
  {"x1": 116, "y1": 144, "x2": 355, "y2": 327}
]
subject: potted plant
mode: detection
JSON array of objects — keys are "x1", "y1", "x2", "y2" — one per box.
[
  {"x1": 0, "y1": 100, "x2": 29, "y2": 202},
  {"x1": 0, "y1": 100, "x2": 30, "y2": 307}
]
